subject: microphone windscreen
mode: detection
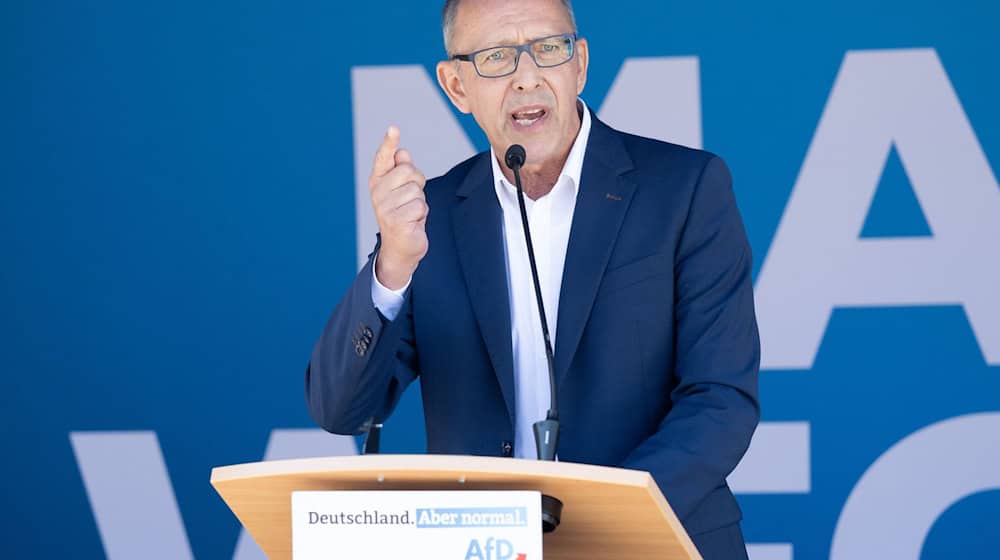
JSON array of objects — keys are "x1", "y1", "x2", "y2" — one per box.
[{"x1": 504, "y1": 144, "x2": 526, "y2": 170}]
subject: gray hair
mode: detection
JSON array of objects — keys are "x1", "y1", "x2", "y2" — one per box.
[{"x1": 441, "y1": 0, "x2": 577, "y2": 55}]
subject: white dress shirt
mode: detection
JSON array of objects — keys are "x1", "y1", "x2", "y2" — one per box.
[{"x1": 372, "y1": 101, "x2": 593, "y2": 460}]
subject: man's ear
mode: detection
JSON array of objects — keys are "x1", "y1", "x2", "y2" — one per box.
[
  {"x1": 436, "y1": 60, "x2": 472, "y2": 114},
  {"x1": 574, "y1": 37, "x2": 589, "y2": 94}
]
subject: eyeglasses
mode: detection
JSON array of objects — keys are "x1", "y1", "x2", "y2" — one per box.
[{"x1": 450, "y1": 33, "x2": 577, "y2": 78}]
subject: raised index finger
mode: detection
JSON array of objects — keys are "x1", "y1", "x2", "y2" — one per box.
[{"x1": 371, "y1": 126, "x2": 401, "y2": 181}]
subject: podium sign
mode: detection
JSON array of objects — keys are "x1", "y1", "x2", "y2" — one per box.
[
  {"x1": 212, "y1": 455, "x2": 702, "y2": 559},
  {"x1": 292, "y1": 490, "x2": 544, "y2": 560}
]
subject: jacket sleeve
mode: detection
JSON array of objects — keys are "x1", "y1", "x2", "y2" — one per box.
[
  {"x1": 620, "y1": 155, "x2": 761, "y2": 525},
  {"x1": 305, "y1": 242, "x2": 420, "y2": 435}
]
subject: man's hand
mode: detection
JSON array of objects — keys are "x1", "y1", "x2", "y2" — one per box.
[{"x1": 369, "y1": 126, "x2": 429, "y2": 290}]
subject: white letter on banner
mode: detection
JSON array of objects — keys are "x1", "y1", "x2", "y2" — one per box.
[
  {"x1": 747, "y1": 544, "x2": 793, "y2": 560},
  {"x1": 73, "y1": 430, "x2": 355, "y2": 560},
  {"x1": 728, "y1": 422, "x2": 810, "y2": 494},
  {"x1": 70, "y1": 432, "x2": 194, "y2": 560},
  {"x1": 754, "y1": 48, "x2": 1000, "y2": 369},
  {"x1": 830, "y1": 412, "x2": 1000, "y2": 559},
  {"x1": 350, "y1": 58, "x2": 704, "y2": 269},
  {"x1": 598, "y1": 56, "x2": 702, "y2": 149},
  {"x1": 350, "y1": 66, "x2": 477, "y2": 270}
]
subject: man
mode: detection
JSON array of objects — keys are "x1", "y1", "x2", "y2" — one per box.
[{"x1": 306, "y1": 0, "x2": 759, "y2": 557}]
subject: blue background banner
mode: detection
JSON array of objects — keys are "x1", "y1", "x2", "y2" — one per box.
[{"x1": 3, "y1": 1, "x2": 999, "y2": 558}]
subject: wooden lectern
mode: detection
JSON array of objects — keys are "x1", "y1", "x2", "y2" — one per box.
[{"x1": 211, "y1": 455, "x2": 702, "y2": 559}]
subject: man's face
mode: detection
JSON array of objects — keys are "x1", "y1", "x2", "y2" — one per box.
[{"x1": 437, "y1": 0, "x2": 589, "y2": 171}]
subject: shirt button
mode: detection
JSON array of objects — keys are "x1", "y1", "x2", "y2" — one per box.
[{"x1": 502, "y1": 441, "x2": 513, "y2": 457}]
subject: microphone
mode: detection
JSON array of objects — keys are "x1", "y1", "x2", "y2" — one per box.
[
  {"x1": 504, "y1": 144, "x2": 560, "y2": 462},
  {"x1": 504, "y1": 144, "x2": 526, "y2": 169}
]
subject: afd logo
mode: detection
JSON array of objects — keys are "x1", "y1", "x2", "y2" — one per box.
[{"x1": 464, "y1": 537, "x2": 525, "y2": 560}]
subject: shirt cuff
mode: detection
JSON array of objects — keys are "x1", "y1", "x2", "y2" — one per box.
[{"x1": 370, "y1": 253, "x2": 410, "y2": 321}]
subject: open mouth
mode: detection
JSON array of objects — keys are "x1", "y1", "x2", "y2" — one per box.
[{"x1": 511, "y1": 107, "x2": 547, "y2": 127}]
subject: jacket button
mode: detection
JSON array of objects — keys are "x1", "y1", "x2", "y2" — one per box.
[
  {"x1": 353, "y1": 324, "x2": 373, "y2": 357},
  {"x1": 501, "y1": 441, "x2": 513, "y2": 457}
]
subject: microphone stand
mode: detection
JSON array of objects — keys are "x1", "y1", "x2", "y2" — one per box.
[
  {"x1": 505, "y1": 144, "x2": 563, "y2": 533},
  {"x1": 361, "y1": 417, "x2": 382, "y2": 454}
]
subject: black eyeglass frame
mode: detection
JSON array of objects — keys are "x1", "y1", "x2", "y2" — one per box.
[{"x1": 450, "y1": 33, "x2": 579, "y2": 78}]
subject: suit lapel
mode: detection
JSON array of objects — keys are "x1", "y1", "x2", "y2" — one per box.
[
  {"x1": 452, "y1": 154, "x2": 516, "y2": 425},
  {"x1": 554, "y1": 116, "x2": 636, "y2": 383}
]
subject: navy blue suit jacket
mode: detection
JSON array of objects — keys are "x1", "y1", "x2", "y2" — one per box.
[{"x1": 307, "y1": 114, "x2": 760, "y2": 541}]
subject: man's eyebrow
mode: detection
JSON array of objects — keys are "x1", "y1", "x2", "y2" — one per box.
[
  {"x1": 468, "y1": 33, "x2": 558, "y2": 51},
  {"x1": 464, "y1": 37, "x2": 518, "y2": 51}
]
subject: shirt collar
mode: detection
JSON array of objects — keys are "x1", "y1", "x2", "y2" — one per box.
[{"x1": 489, "y1": 98, "x2": 592, "y2": 202}]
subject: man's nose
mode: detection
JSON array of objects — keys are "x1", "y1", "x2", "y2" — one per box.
[{"x1": 511, "y1": 51, "x2": 543, "y2": 90}]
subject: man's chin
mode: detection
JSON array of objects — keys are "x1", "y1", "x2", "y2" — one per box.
[
  {"x1": 498, "y1": 136, "x2": 551, "y2": 164},
  {"x1": 492, "y1": 131, "x2": 564, "y2": 170}
]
